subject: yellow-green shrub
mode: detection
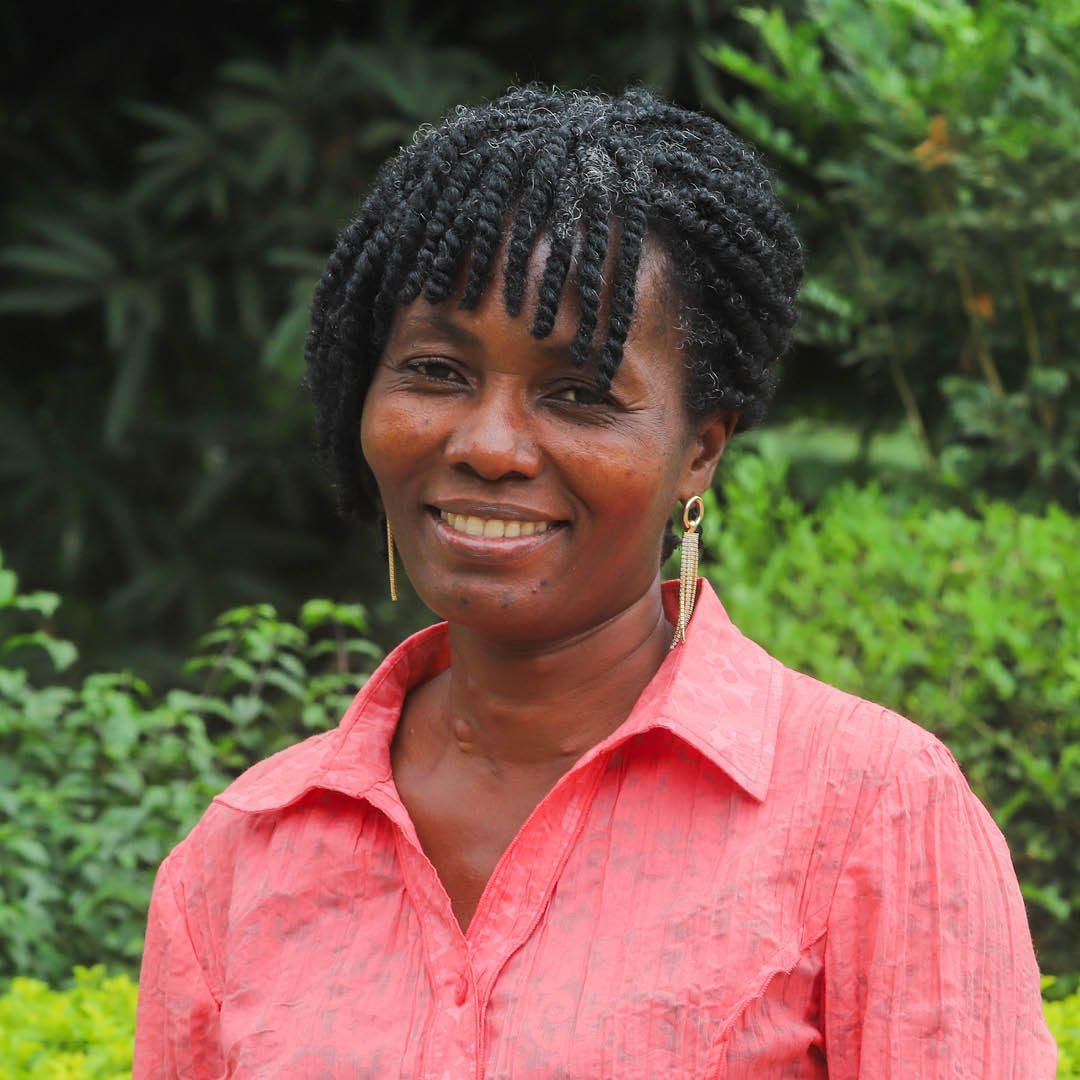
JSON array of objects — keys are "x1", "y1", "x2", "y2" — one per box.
[
  {"x1": 0, "y1": 966, "x2": 135, "y2": 1079},
  {"x1": 1045, "y1": 977, "x2": 1080, "y2": 1078}
]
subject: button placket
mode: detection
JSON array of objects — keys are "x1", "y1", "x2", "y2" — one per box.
[
  {"x1": 469, "y1": 756, "x2": 608, "y2": 975},
  {"x1": 469, "y1": 756, "x2": 610, "y2": 1075},
  {"x1": 453, "y1": 970, "x2": 470, "y2": 1006},
  {"x1": 381, "y1": 803, "x2": 480, "y2": 1078}
]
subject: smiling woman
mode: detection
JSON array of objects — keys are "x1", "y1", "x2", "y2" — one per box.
[
  {"x1": 361, "y1": 238, "x2": 731, "y2": 644},
  {"x1": 134, "y1": 88, "x2": 1056, "y2": 1078}
]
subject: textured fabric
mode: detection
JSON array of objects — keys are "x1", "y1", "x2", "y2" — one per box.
[{"x1": 134, "y1": 580, "x2": 1056, "y2": 1078}]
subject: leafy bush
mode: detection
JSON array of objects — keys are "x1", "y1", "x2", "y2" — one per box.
[
  {"x1": 0, "y1": 967, "x2": 135, "y2": 1080},
  {"x1": 699, "y1": 449, "x2": 1080, "y2": 972},
  {"x1": 0, "y1": 4, "x2": 747, "y2": 678},
  {"x1": 0, "y1": 552, "x2": 382, "y2": 983},
  {"x1": 1045, "y1": 976, "x2": 1080, "y2": 1077},
  {"x1": 703, "y1": 0, "x2": 1080, "y2": 504}
]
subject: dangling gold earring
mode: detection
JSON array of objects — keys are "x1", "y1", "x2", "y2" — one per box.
[
  {"x1": 670, "y1": 495, "x2": 704, "y2": 648},
  {"x1": 386, "y1": 517, "x2": 399, "y2": 602}
]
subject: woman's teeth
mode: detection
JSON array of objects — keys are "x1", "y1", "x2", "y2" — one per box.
[{"x1": 439, "y1": 510, "x2": 550, "y2": 538}]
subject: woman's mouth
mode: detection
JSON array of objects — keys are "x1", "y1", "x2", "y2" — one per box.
[
  {"x1": 427, "y1": 505, "x2": 566, "y2": 560},
  {"x1": 438, "y1": 510, "x2": 552, "y2": 538}
]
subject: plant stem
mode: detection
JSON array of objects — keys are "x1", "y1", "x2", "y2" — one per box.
[
  {"x1": 840, "y1": 215, "x2": 936, "y2": 470},
  {"x1": 334, "y1": 624, "x2": 348, "y2": 674},
  {"x1": 1010, "y1": 253, "x2": 1055, "y2": 431},
  {"x1": 201, "y1": 637, "x2": 238, "y2": 697},
  {"x1": 927, "y1": 173, "x2": 1005, "y2": 398}
]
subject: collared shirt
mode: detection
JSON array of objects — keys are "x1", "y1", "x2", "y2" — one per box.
[{"x1": 134, "y1": 580, "x2": 1056, "y2": 1078}]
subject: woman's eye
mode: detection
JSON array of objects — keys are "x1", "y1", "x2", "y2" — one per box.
[
  {"x1": 550, "y1": 384, "x2": 610, "y2": 407},
  {"x1": 408, "y1": 359, "x2": 463, "y2": 383}
]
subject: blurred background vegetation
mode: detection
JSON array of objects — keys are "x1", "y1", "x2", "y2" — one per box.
[
  {"x1": 2, "y1": 0, "x2": 1079, "y2": 1067},
  {"x1": 4, "y1": 0, "x2": 1075, "y2": 677}
]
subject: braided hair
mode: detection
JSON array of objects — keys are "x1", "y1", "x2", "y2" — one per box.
[{"x1": 305, "y1": 85, "x2": 804, "y2": 521}]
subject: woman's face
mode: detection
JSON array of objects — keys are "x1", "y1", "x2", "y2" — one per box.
[{"x1": 360, "y1": 236, "x2": 733, "y2": 644}]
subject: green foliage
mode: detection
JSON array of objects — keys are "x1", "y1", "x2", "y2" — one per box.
[
  {"x1": 0, "y1": 28, "x2": 506, "y2": 677},
  {"x1": 0, "y1": 553, "x2": 382, "y2": 983},
  {"x1": 703, "y1": 0, "x2": 1080, "y2": 504},
  {"x1": 1045, "y1": 976, "x2": 1080, "y2": 1077},
  {"x1": 0, "y1": 1, "x2": 750, "y2": 678},
  {"x1": 0, "y1": 967, "x2": 136, "y2": 1080},
  {"x1": 699, "y1": 449, "x2": 1080, "y2": 972}
]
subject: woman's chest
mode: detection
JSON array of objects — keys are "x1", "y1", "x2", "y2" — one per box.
[
  {"x1": 218, "y1": 855, "x2": 826, "y2": 1079},
  {"x1": 215, "y1": 747, "x2": 835, "y2": 1077},
  {"x1": 217, "y1": 876, "x2": 825, "y2": 1080},
  {"x1": 389, "y1": 688, "x2": 572, "y2": 935},
  {"x1": 392, "y1": 761, "x2": 562, "y2": 935}
]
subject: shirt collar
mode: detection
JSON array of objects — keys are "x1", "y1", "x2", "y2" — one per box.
[{"x1": 215, "y1": 579, "x2": 781, "y2": 813}]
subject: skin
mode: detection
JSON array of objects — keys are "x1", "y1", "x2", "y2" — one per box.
[{"x1": 360, "y1": 235, "x2": 735, "y2": 933}]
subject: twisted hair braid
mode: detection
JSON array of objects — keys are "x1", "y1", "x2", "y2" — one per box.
[
  {"x1": 304, "y1": 85, "x2": 804, "y2": 520},
  {"x1": 531, "y1": 148, "x2": 582, "y2": 340},
  {"x1": 500, "y1": 130, "x2": 566, "y2": 313}
]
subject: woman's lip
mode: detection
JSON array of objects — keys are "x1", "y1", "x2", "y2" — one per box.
[
  {"x1": 428, "y1": 501, "x2": 565, "y2": 523},
  {"x1": 429, "y1": 512, "x2": 566, "y2": 561}
]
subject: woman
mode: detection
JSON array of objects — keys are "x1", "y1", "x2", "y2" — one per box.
[{"x1": 134, "y1": 87, "x2": 1055, "y2": 1077}]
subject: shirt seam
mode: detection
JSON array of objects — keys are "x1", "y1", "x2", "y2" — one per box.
[
  {"x1": 162, "y1": 849, "x2": 223, "y2": 1008},
  {"x1": 813, "y1": 735, "x2": 957, "y2": 935},
  {"x1": 713, "y1": 930, "x2": 826, "y2": 1067}
]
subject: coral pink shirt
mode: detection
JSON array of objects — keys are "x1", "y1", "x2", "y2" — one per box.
[{"x1": 135, "y1": 580, "x2": 1055, "y2": 1078}]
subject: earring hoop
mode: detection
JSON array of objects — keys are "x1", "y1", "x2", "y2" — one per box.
[{"x1": 670, "y1": 495, "x2": 704, "y2": 648}]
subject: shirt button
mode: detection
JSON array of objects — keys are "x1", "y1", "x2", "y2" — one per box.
[{"x1": 453, "y1": 973, "x2": 469, "y2": 1006}]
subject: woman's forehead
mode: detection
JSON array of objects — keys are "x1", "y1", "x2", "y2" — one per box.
[
  {"x1": 393, "y1": 224, "x2": 677, "y2": 350},
  {"x1": 386, "y1": 237, "x2": 685, "y2": 398}
]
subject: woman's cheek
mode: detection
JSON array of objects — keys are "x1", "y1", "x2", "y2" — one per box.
[{"x1": 360, "y1": 395, "x2": 424, "y2": 487}]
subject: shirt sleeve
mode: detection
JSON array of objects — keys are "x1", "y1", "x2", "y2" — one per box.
[
  {"x1": 134, "y1": 852, "x2": 224, "y2": 1079},
  {"x1": 821, "y1": 740, "x2": 1057, "y2": 1078}
]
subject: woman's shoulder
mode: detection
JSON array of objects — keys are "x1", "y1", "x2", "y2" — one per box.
[
  {"x1": 214, "y1": 726, "x2": 342, "y2": 813},
  {"x1": 771, "y1": 660, "x2": 970, "y2": 809},
  {"x1": 163, "y1": 727, "x2": 343, "y2": 876}
]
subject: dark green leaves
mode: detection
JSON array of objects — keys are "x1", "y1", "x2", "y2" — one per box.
[{"x1": 702, "y1": 0, "x2": 1080, "y2": 505}]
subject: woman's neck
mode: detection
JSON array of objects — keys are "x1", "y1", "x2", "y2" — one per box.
[{"x1": 436, "y1": 580, "x2": 672, "y2": 776}]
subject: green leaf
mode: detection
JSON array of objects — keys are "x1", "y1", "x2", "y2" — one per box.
[
  {"x1": 12, "y1": 591, "x2": 62, "y2": 617},
  {"x1": 1021, "y1": 881, "x2": 1071, "y2": 923},
  {"x1": 5, "y1": 835, "x2": 51, "y2": 867},
  {"x1": 103, "y1": 321, "x2": 154, "y2": 447},
  {"x1": 3, "y1": 632, "x2": 78, "y2": 672},
  {"x1": 261, "y1": 303, "x2": 309, "y2": 374},
  {"x1": 0, "y1": 285, "x2": 99, "y2": 315},
  {"x1": 0, "y1": 569, "x2": 17, "y2": 607}
]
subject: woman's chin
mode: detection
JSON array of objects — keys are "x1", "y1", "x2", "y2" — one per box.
[
  {"x1": 419, "y1": 583, "x2": 555, "y2": 636},
  {"x1": 412, "y1": 568, "x2": 665, "y2": 651}
]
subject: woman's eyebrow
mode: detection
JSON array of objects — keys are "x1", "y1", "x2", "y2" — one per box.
[
  {"x1": 397, "y1": 312, "x2": 583, "y2": 361},
  {"x1": 396, "y1": 313, "x2": 479, "y2": 346}
]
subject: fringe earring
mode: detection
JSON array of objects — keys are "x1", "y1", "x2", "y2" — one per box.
[
  {"x1": 670, "y1": 495, "x2": 704, "y2": 648},
  {"x1": 386, "y1": 517, "x2": 398, "y2": 602}
]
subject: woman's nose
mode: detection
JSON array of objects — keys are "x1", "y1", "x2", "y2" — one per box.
[{"x1": 443, "y1": 387, "x2": 542, "y2": 481}]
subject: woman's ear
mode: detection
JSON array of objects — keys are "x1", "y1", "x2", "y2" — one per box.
[{"x1": 679, "y1": 410, "x2": 738, "y2": 500}]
